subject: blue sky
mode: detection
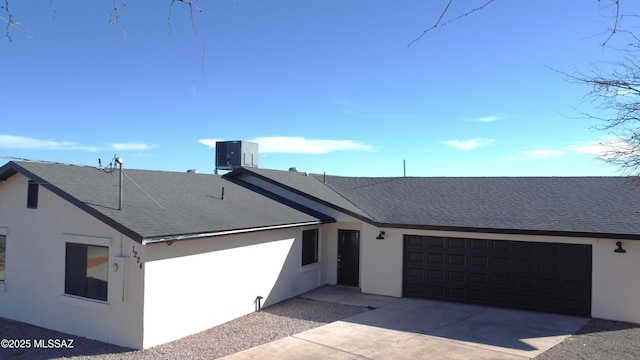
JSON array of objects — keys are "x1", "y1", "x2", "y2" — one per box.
[{"x1": 1, "y1": 1, "x2": 637, "y2": 176}]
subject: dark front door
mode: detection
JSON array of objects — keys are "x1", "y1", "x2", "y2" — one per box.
[{"x1": 338, "y1": 230, "x2": 360, "y2": 286}]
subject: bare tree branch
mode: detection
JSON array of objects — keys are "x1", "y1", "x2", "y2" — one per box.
[
  {"x1": 408, "y1": 0, "x2": 495, "y2": 47},
  {"x1": 601, "y1": 0, "x2": 620, "y2": 46},
  {"x1": 109, "y1": 0, "x2": 127, "y2": 39},
  {"x1": 558, "y1": 51, "x2": 640, "y2": 177},
  {"x1": 2, "y1": 0, "x2": 14, "y2": 41},
  {"x1": 168, "y1": 0, "x2": 206, "y2": 75},
  {"x1": 50, "y1": 0, "x2": 57, "y2": 20}
]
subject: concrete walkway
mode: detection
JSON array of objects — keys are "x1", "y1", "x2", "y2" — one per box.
[{"x1": 223, "y1": 286, "x2": 590, "y2": 359}]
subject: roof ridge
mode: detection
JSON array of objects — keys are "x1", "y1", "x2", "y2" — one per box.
[{"x1": 311, "y1": 174, "x2": 380, "y2": 223}]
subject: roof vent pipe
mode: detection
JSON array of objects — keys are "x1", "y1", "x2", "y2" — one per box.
[{"x1": 116, "y1": 157, "x2": 124, "y2": 210}]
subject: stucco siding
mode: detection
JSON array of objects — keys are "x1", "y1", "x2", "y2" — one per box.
[
  {"x1": 359, "y1": 224, "x2": 404, "y2": 297},
  {"x1": 0, "y1": 174, "x2": 144, "y2": 349},
  {"x1": 592, "y1": 237, "x2": 640, "y2": 323},
  {"x1": 142, "y1": 226, "x2": 324, "y2": 348}
]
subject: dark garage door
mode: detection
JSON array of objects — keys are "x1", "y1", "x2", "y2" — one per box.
[{"x1": 403, "y1": 235, "x2": 592, "y2": 316}]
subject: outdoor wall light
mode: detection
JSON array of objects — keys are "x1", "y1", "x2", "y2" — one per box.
[
  {"x1": 376, "y1": 231, "x2": 386, "y2": 240},
  {"x1": 614, "y1": 241, "x2": 627, "y2": 253}
]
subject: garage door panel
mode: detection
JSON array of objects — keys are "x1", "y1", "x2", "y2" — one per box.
[
  {"x1": 492, "y1": 292, "x2": 511, "y2": 304},
  {"x1": 428, "y1": 253, "x2": 444, "y2": 264},
  {"x1": 428, "y1": 286, "x2": 444, "y2": 297},
  {"x1": 470, "y1": 273, "x2": 488, "y2": 284},
  {"x1": 515, "y1": 277, "x2": 535, "y2": 289},
  {"x1": 427, "y1": 237, "x2": 444, "y2": 247},
  {"x1": 448, "y1": 238, "x2": 466, "y2": 248},
  {"x1": 448, "y1": 254, "x2": 466, "y2": 265},
  {"x1": 470, "y1": 239, "x2": 488, "y2": 250},
  {"x1": 448, "y1": 271, "x2": 466, "y2": 282},
  {"x1": 406, "y1": 267, "x2": 424, "y2": 279},
  {"x1": 403, "y1": 235, "x2": 592, "y2": 316},
  {"x1": 538, "y1": 278, "x2": 560, "y2": 290},
  {"x1": 492, "y1": 240, "x2": 511, "y2": 251},
  {"x1": 407, "y1": 251, "x2": 424, "y2": 262},
  {"x1": 492, "y1": 257, "x2": 511, "y2": 268},
  {"x1": 515, "y1": 295, "x2": 536, "y2": 308},
  {"x1": 470, "y1": 256, "x2": 488, "y2": 267},
  {"x1": 515, "y1": 259, "x2": 535, "y2": 271},
  {"x1": 492, "y1": 274, "x2": 511, "y2": 287},
  {"x1": 448, "y1": 288, "x2": 466, "y2": 300},
  {"x1": 470, "y1": 290, "x2": 489, "y2": 302}
]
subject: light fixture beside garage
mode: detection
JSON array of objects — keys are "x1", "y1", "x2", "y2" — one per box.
[
  {"x1": 376, "y1": 231, "x2": 385, "y2": 240},
  {"x1": 614, "y1": 241, "x2": 627, "y2": 253}
]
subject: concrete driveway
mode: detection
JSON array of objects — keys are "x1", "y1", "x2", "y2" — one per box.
[{"x1": 223, "y1": 286, "x2": 590, "y2": 359}]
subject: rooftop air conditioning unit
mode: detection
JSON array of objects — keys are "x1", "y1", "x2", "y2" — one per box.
[{"x1": 215, "y1": 141, "x2": 259, "y2": 171}]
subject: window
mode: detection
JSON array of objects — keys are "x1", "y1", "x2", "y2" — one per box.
[
  {"x1": 27, "y1": 181, "x2": 39, "y2": 209},
  {"x1": 65, "y1": 243, "x2": 108, "y2": 301},
  {"x1": 0, "y1": 235, "x2": 5, "y2": 282},
  {"x1": 302, "y1": 229, "x2": 319, "y2": 266}
]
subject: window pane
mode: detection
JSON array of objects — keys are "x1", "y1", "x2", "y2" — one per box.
[
  {"x1": 65, "y1": 243, "x2": 108, "y2": 301},
  {"x1": 0, "y1": 235, "x2": 5, "y2": 281},
  {"x1": 86, "y1": 245, "x2": 108, "y2": 301},
  {"x1": 302, "y1": 229, "x2": 319, "y2": 266}
]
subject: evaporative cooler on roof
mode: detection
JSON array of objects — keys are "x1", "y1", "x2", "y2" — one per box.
[{"x1": 215, "y1": 141, "x2": 259, "y2": 171}]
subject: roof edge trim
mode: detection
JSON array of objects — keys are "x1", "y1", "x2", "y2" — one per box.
[
  {"x1": 378, "y1": 223, "x2": 640, "y2": 240},
  {"x1": 142, "y1": 220, "x2": 327, "y2": 245}
]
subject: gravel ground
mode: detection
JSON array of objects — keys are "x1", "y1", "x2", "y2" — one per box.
[
  {"x1": 1, "y1": 297, "x2": 639, "y2": 359},
  {"x1": 0, "y1": 297, "x2": 371, "y2": 360},
  {"x1": 534, "y1": 318, "x2": 640, "y2": 360}
]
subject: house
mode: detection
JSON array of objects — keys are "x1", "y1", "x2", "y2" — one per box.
[
  {"x1": 0, "y1": 161, "x2": 333, "y2": 349},
  {"x1": 228, "y1": 167, "x2": 640, "y2": 323},
  {"x1": 1, "y1": 160, "x2": 640, "y2": 349}
]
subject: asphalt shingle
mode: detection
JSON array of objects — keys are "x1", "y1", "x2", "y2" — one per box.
[
  {"x1": 0, "y1": 161, "x2": 332, "y2": 243},
  {"x1": 234, "y1": 168, "x2": 640, "y2": 238}
]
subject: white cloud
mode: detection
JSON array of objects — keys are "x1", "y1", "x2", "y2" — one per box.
[
  {"x1": 522, "y1": 149, "x2": 565, "y2": 158},
  {"x1": 441, "y1": 138, "x2": 495, "y2": 150},
  {"x1": 467, "y1": 115, "x2": 501, "y2": 123},
  {"x1": 251, "y1": 136, "x2": 372, "y2": 154},
  {"x1": 198, "y1": 139, "x2": 220, "y2": 148},
  {"x1": 109, "y1": 142, "x2": 156, "y2": 151},
  {"x1": 566, "y1": 140, "x2": 635, "y2": 159},
  {"x1": 0, "y1": 134, "x2": 97, "y2": 151},
  {"x1": 0, "y1": 134, "x2": 155, "y2": 153},
  {"x1": 199, "y1": 136, "x2": 372, "y2": 154}
]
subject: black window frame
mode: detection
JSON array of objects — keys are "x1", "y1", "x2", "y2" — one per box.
[
  {"x1": 0, "y1": 235, "x2": 5, "y2": 282},
  {"x1": 302, "y1": 229, "x2": 319, "y2": 266},
  {"x1": 27, "y1": 181, "x2": 39, "y2": 209},
  {"x1": 65, "y1": 243, "x2": 109, "y2": 302}
]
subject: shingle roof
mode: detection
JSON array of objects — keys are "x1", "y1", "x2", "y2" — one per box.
[
  {"x1": 233, "y1": 168, "x2": 372, "y2": 219},
  {"x1": 0, "y1": 161, "x2": 333, "y2": 243},
  {"x1": 232, "y1": 168, "x2": 640, "y2": 239}
]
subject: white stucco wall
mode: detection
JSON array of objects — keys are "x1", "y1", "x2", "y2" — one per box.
[
  {"x1": 142, "y1": 225, "x2": 324, "y2": 348},
  {"x1": 359, "y1": 224, "x2": 404, "y2": 297},
  {"x1": 0, "y1": 174, "x2": 145, "y2": 349},
  {"x1": 592, "y1": 238, "x2": 640, "y2": 323}
]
